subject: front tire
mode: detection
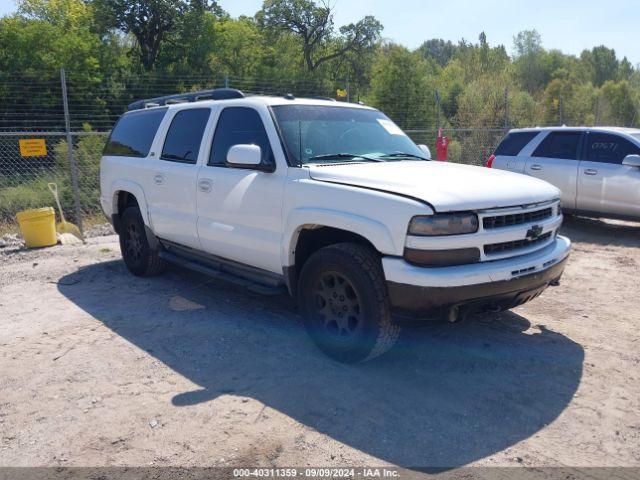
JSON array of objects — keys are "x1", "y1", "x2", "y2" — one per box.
[
  {"x1": 297, "y1": 243, "x2": 400, "y2": 363},
  {"x1": 119, "y1": 206, "x2": 166, "y2": 277}
]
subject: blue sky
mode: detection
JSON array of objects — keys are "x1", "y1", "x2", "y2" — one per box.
[{"x1": 1, "y1": 0, "x2": 638, "y2": 64}]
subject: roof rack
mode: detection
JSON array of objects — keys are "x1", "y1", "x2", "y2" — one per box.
[
  {"x1": 309, "y1": 96, "x2": 337, "y2": 102},
  {"x1": 127, "y1": 88, "x2": 245, "y2": 111}
]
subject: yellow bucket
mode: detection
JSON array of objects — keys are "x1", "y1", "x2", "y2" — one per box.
[{"x1": 16, "y1": 207, "x2": 57, "y2": 248}]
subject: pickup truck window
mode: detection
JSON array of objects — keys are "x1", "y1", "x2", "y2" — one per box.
[
  {"x1": 104, "y1": 108, "x2": 167, "y2": 158},
  {"x1": 209, "y1": 107, "x2": 274, "y2": 167},
  {"x1": 271, "y1": 105, "x2": 424, "y2": 165},
  {"x1": 532, "y1": 131, "x2": 580, "y2": 160},
  {"x1": 585, "y1": 133, "x2": 640, "y2": 164},
  {"x1": 161, "y1": 108, "x2": 210, "y2": 164}
]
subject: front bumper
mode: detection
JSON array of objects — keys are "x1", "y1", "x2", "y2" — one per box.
[{"x1": 383, "y1": 235, "x2": 570, "y2": 317}]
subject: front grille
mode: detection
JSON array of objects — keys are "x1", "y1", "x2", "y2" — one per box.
[
  {"x1": 484, "y1": 232, "x2": 552, "y2": 255},
  {"x1": 483, "y1": 207, "x2": 553, "y2": 229}
]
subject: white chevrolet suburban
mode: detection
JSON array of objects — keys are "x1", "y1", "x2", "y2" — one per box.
[{"x1": 100, "y1": 88, "x2": 570, "y2": 363}]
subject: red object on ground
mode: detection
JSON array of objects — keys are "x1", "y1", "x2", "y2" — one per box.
[
  {"x1": 435, "y1": 128, "x2": 449, "y2": 161},
  {"x1": 486, "y1": 154, "x2": 495, "y2": 168}
]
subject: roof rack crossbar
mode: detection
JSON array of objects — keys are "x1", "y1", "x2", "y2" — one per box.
[{"x1": 128, "y1": 88, "x2": 245, "y2": 111}]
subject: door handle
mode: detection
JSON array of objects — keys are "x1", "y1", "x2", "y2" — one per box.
[
  {"x1": 153, "y1": 174, "x2": 164, "y2": 185},
  {"x1": 530, "y1": 164, "x2": 542, "y2": 171},
  {"x1": 584, "y1": 169, "x2": 598, "y2": 176},
  {"x1": 198, "y1": 178, "x2": 213, "y2": 193}
]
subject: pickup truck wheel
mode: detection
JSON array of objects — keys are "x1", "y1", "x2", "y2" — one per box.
[
  {"x1": 298, "y1": 243, "x2": 400, "y2": 363},
  {"x1": 119, "y1": 207, "x2": 166, "y2": 277}
]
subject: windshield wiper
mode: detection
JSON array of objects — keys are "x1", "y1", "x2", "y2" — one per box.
[
  {"x1": 378, "y1": 152, "x2": 429, "y2": 160},
  {"x1": 308, "y1": 153, "x2": 383, "y2": 162}
]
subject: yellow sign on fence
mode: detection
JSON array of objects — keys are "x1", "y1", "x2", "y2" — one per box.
[{"x1": 19, "y1": 138, "x2": 47, "y2": 157}]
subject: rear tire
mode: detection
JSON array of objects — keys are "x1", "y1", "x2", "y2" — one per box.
[
  {"x1": 119, "y1": 206, "x2": 166, "y2": 277},
  {"x1": 297, "y1": 243, "x2": 400, "y2": 363}
]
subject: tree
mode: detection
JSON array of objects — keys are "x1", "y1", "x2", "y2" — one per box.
[
  {"x1": 512, "y1": 29, "x2": 549, "y2": 92},
  {"x1": 1, "y1": 0, "x2": 103, "y2": 79},
  {"x1": 156, "y1": 1, "x2": 221, "y2": 75},
  {"x1": 453, "y1": 32, "x2": 509, "y2": 81},
  {"x1": 92, "y1": 0, "x2": 220, "y2": 71},
  {"x1": 258, "y1": 0, "x2": 382, "y2": 72},
  {"x1": 581, "y1": 46, "x2": 619, "y2": 87},
  {"x1": 513, "y1": 29, "x2": 542, "y2": 58},
  {"x1": 368, "y1": 44, "x2": 435, "y2": 129},
  {"x1": 542, "y1": 78, "x2": 597, "y2": 125},
  {"x1": 599, "y1": 80, "x2": 638, "y2": 126},
  {"x1": 417, "y1": 39, "x2": 457, "y2": 67}
]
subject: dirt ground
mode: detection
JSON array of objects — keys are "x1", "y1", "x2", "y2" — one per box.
[{"x1": 0, "y1": 216, "x2": 639, "y2": 471}]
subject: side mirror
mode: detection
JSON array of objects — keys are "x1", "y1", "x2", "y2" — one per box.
[
  {"x1": 227, "y1": 144, "x2": 263, "y2": 168},
  {"x1": 622, "y1": 154, "x2": 640, "y2": 168},
  {"x1": 417, "y1": 144, "x2": 432, "y2": 160}
]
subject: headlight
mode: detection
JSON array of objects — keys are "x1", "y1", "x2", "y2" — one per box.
[{"x1": 408, "y1": 213, "x2": 479, "y2": 236}]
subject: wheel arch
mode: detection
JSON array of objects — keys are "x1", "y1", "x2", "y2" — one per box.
[
  {"x1": 283, "y1": 209, "x2": 397, "y2": 295},
  {"x1": 110, "y1": 181, "x2": 151, "y2": 233}
]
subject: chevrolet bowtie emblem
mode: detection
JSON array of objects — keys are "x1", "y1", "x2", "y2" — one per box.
[{"x1": 526, "y1": 225, "x2": 544, "y2": 240}]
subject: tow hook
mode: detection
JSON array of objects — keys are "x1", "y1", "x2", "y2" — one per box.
[{"x1": 447, "y1": 305, "x2": 470, "y2": 323}]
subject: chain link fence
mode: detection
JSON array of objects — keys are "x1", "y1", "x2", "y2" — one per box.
[
  {"x1": 0, "y1": 132, "x2": 108, "y2": 232},
  {"x1": 2, "y1": 67, "x2": 602, "y2": 236},
  {"x1": 0, "y1": 127, "x2": 507, "y2": 235}
]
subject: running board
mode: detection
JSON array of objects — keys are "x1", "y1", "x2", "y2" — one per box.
[{"x1": 159, "y1": 251, "x2": 285, "y2": 296}]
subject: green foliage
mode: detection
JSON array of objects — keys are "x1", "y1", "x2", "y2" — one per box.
[
  {"x1": 599, "y1": 81, "x2": 638, "y2": 126},
  {"x1": 581, "y1": 46, "x2": 619, "y2": 87},
  {"x1": 0, "y1": 0, "x2": 638, "y2": 130},
  {"x1": 0, "y1": 173, "x2": 68, "y2": 222},
  {"x1": 368, "y1": 44, "x2": 435, "y2": 129},
  {"x1": 417, "y1": 39, "x2": 458, "y2": 67},
  {"x1": 258, "y1": 0, "x2": 382, "y2": 72}
]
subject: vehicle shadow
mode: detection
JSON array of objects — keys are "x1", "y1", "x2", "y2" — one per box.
[
  {"x1": 57, "y1": 260, "x2": 584, "y2": 469},
  {"x1": 561, "y1": 215, "x2": 640, "y2": 248}
]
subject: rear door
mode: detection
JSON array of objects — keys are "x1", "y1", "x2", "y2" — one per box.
[
  {"x1": 524, "y1": 130, "x2": 582, "y2": 209},
  {"x1": 145, "y1": 107, "x2": 212, "y2": 249},
  {"x1": 491, "y1": 131, "x2": 541, "y2": 173},
  {"x1": 577, "y1": 132, "x2": 640, "y2": 218}
]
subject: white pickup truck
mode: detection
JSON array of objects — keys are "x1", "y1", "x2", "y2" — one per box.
[{"x1": 100, "y1": 89, "x2": 570, "y2": 363}]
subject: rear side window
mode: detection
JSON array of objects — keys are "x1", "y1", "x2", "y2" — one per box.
[
  {"x1": 494, "y1": 132, "x2": 538, "y2": 156},
  {"x1": 104, "y1": 108, "x2": 167, "y2": 157},
  {"x1": 209, "y1": 107, "x2": 274, "y2": 166},
  {"x1": 585, "y1": 133, "x2": 640, "y2": 164},
  {"x1": 533, "y1": 131, "x2": 581, "y2": 160},
  {"x1": 161, "y1": 109, "x2": 211, "y2": 164}
]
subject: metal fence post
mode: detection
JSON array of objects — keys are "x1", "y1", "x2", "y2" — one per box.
[
  {"x1": 435, "y1": 90, "x2": 441, "y2": 130},
  {"x1": 503, "y1": 87, "x2": 509, "y2": 130},
  {"x1": 60, "y1": 67, "x2": 83, "y2": 234},
  {"x1": 558, "y1": 95, "x2": 564, "y2": 126},
  {"x1": 346, "y1": 73, "x2": 350, "y2": 103}
]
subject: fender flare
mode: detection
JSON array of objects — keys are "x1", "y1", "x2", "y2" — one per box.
[
  {"x1": 110, "y1": 180, "x2": 152, "y2": 227},
  {"x1": 282, "y1": 207, "x2": 397, "y2": 267},
  {"x1": 110, "y1": 181, "x2": 161, "y2": 250}
]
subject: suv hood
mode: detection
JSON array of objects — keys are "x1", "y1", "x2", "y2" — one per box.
[{"x1": 307, "y1": 161, "x2": 560, "y2": 212}]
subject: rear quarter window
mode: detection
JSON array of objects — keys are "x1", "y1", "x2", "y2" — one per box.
[
  {"x1": 161, "y1": 108, "x2": 211, "y2": 164},
  {"x1": 104, "y1": 108, "x2": 168, "y2": 157},
  {"x1": 494, "y1": 132, "x2": 538, "y2": 156}
]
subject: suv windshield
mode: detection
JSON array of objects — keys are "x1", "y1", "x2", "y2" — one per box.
[{"x1": 271, "y1": 105, "x2": 427, "y2": 165}]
